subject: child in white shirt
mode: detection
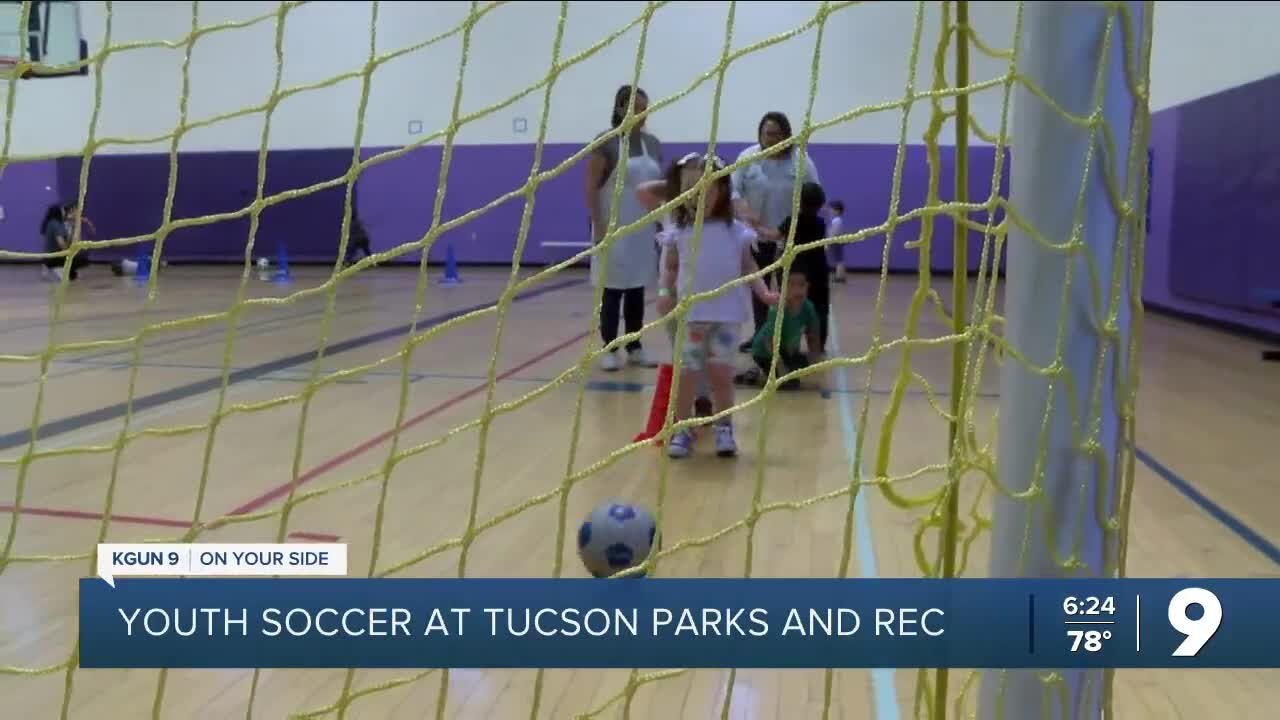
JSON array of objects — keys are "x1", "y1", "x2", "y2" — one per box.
[{"x1": 638, "y1": 152, "x2": 778, "y2": 459}]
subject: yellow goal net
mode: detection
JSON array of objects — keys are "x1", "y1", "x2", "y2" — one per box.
[{"x1": 0, "y1": 1, "x2": 1152, "y2": 719}]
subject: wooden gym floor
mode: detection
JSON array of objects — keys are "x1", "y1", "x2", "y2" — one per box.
[{"x1": 0, "y1": 264, "x2": 1276, "y2": 719}]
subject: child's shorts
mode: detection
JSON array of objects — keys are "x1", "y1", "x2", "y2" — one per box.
[{"x1": 670, "y1": 321, "x2": 739, "y2": 372}]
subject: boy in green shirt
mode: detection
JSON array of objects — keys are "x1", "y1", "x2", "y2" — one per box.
[{"x1": 736, "y1": 273, "x2": 823, "y2": 390}]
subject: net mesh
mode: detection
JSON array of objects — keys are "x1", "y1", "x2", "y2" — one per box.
[{"x1": 0, "y1": 1, "x2": 1152, "y2": 718}]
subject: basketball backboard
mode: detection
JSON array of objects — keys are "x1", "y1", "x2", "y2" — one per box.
[{"x1": 0, "y1": 0, "x2": 87, "y2": 79}]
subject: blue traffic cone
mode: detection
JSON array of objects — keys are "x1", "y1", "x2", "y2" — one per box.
[
  {"x1": 272, "y1": 243, "x2": 292, "y2": 283},
  {"x1": 134, "y1": 246, "x2": 151, "y2": 284},
  {"x1": 439, "y1": 242, "x2": 462, "y2": 286}
]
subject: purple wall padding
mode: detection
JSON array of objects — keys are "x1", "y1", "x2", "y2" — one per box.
[
  {"x1": 3, "y1": 94, "x2": 1273, "y2": 338},
  {"x1": 53, "y1": 149, "x2": 356, "y2": 263},
  {"x1": 5, "y1": 142, "x2": 1009, "y2": 275},
  {"x1": 353, "y1": 141, "x2": 1009, "y2": 271},
  {"x1": 1247, "y1": 78, "x2": 1280, "y2": 309},
  {"x1": 1144, "y1": 72, "x2": 1280, "y2": 335},
  {"x1": 1167, "y1": 73, "x2": 1280, "y2": 311},
  {"x1": 0, "y1": 159, "x2": 60, "y2": 254},
  {"x1": 354, "y1": 143, "x2": 585, "y2": 267}
]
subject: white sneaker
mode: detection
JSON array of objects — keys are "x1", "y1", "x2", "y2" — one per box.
[
  {"x1": 714, "y1": 423, "x2": 737, "y2": 458},
  {"x1": 627, "y1": 347, "x2": 658, "y2": 368},
  {"x1": 667, "y1": 429, "x2": 695, "y2": 459},
  {"x1": 600, "y1": 350, "x2": 621, "y2": 372}
]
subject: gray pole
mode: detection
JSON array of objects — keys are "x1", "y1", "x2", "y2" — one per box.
[{"x1": 979, "y1": 2, "x2": 1149, "y2": 719}]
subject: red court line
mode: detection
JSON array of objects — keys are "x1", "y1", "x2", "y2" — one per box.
[
  {"x1": 0, "y1": 503, "x2": 340, "y2": 543},
  {"x1": 0, "y1": 329, "x2": 595, "y2": 541},
  {"x1": 229, "y1": 329, "x2": 592, "y2": 517}
]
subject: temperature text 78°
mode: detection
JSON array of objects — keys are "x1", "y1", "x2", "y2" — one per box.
[{"x1": 1068, "y1": 629, "x2": 1111, "y2": 652}]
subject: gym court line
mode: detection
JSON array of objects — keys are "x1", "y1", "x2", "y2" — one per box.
[
  {"x1": 7, "y1": 354, "x2": 1275, "y2": 571},
  {"x1": 0, "y1": 277, "x2": 585, "y2": 453},
  {"x1": 6, "y1": 288, "x2": 1276, "y2": 577},
  {"x1": 828, "y1": 304, "x2": 898, "y2": 719},
  {"x1": 2, "y1": 265, "x2": 518, "y2": 387},
  {"x1": 0, "y1": 334, "x2": 598, "y2": 551},
  {"x1": 38, "y1": 357, "x2": 1003, "y2": 400},
  {"x1": 0, "y1": 353, "x2": 353, "y2": 544},
  {"x1": 0, "y1": 306, "x2": 193, "y2": 338},
  {"x1": 0, "y1": 293, "x2": 399, "y2": 390},
  {"x1": 21, "y1": 351, "x2": 1280, "y2": 571},
  {"x1": 0, "y1": 280, "x2": 587, "y2": 549},
  {"x1": 53, "y1": 358, "x2": 425, "y2": 386},
  {"x1": 206, "y1": 305, "x2": 1279, "y2": 577},
  {"x1": 2, "y1": 300, "x2": 1274, "y2": 720},
  {"x1": 224, "y1": 295, "x2": 660, "y2": 518},
  {"x1": 0, "y1": 504, "x2": 339, "y2": 544},
  {"x1": 0, "y1": 280, "x2": 587, "y2": 548}
]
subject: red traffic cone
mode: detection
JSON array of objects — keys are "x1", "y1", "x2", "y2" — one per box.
[{"x1": 633, "y1": 363, "x2": 674, "y2": 446}]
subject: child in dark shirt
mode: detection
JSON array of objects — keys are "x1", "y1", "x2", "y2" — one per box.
[
  {"x1": 343, "y1": 210, "x2": 373, "y2": 266},
  {"x1": 770, "y1": 181, "x2": 831, "y2": 351}
]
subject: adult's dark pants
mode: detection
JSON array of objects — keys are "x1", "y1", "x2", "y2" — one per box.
[
  {"x1": 44, "y1": 252, "x2": 89, "y2": 280},
  {"x1": 600, "y1": 286, "x2": 645, "y2": 353},
  {"x1": 345, "y1": 238, "x2": 372, "y2": 264},
  {"x1": 804, "y1": 270, "x2": 831, "y2": 352}
]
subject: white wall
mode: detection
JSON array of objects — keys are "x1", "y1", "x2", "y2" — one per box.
[
  {"x1": 1150, "y1": 1, "x2": 1280, "y2": 111},
  {"x1": 1, "y1": 1, "x2": 1021, "y2": 158},
  {"x1": 14, "y1": 2, "x2": 1276, "y2": 159}
]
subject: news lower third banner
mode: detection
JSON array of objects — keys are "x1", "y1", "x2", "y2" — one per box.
[{"x1": 79, "y1": 577, "x2": 1280, "y2": 669}]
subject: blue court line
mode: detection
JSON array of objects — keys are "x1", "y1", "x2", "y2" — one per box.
[
  {"x1": 0, "y1": 278, "x2": 584, "y2": 452},
  {"x1": 541, "y1": 374, "x2": 1280, "y2": 574},
  {"x1": 828, "y1": 306, "x2": 899, "y2": 720},
  {"x1": 1133, "y1": 447, "x2": 1280, "y2": 566},
  {"x1": 0, "y1": 308, "x2": 191, "y2": 337},
  {"x1": 2, "y1": 299, "x2": 360, "y2": 386},
  {"x1": 252, "y1": 373, "x2": 369, "y2": 386},
  {"x1": 0, "y1": 297, "x2": 390, "y2": 390},
  {"x1": 59, "y1": 357, "x2": 424, "y2": 382},
  {"x1": 80, "y1": 360, "x2": 425, "y2": 386},
  {"x1": 77, "y1": 294, "x2": 403, "y2": 363}
]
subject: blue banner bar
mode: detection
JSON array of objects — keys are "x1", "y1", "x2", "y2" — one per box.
[{"x1": 79, "y1": 578, "x2": 1280, "y2": 669}]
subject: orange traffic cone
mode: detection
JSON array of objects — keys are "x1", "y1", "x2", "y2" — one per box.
[{"x1": 633, "y1": 363, "x2": 674, "y2": 446}]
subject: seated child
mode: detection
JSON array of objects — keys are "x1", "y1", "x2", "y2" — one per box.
[{"x1": 736, "y1": 272, "x2": 822, "y2": 391}]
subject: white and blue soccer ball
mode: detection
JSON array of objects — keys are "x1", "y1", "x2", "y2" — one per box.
[{"x1": 577, "y1": 501, "x2": 658, "y2": 578}]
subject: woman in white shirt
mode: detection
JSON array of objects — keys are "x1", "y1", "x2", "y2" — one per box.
[
  {"x1": 730, "y1": 111, "x2": 821, "y2": 349},
  {"x1": 584, "y1": 85, "x2": 664, "y2": 371}
]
